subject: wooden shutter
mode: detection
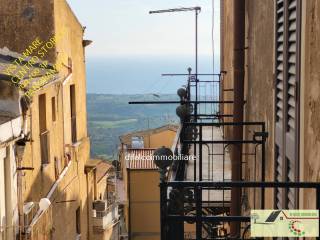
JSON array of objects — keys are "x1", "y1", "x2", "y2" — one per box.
[
  {"x1": 275, "y1": 0, "x2": 285, "y2": 209},
  {"x1": 274, "y1": 0, "x2": 301, "y2": 209}
]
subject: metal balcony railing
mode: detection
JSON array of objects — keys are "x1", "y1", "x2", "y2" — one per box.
[
  {"x1": 128, "y1": 68, "x2": 320, "y2": 239},
  {"x1": 160, "y1": 181, "x2": 320, "y2": 240},
  {"x1": 163, "y1": 120, "x2": 269, "y2": 240}
]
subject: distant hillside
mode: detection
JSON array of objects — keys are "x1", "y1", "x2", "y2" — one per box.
[{"x1": 87, "y1": 94, "x2": 179, "y2": 159}]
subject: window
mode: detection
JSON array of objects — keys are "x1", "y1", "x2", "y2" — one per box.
[
  {"x1": 274, "y1": 0, "x2": 301, "y2": 209},
  {"x1": 39, "y1": 94, "x2": 47, "y2": 133},
  {"x1": 70, "y1": 85, "x2": 77, "y2": 143},
  {"x1": 76, "y1": 207, "x2": 81, "y2": 235},
  {"x1": 131, "y1": 136, "x2": 144, "y2": 148},
  {"x1": 51, "y1": 97, "x2": 56, "y2": 122},
  {"x1": 39, "y1": 94, "x2": 50, "y2": 165}
]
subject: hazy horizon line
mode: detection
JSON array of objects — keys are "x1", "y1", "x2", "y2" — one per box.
[{"x1": 85, "y1": 53, "x2": 221, "y2": 59}]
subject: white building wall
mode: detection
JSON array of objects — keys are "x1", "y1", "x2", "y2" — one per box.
[
  {"x1": 0, "y1": 148, "x2": 6, "y2": 240},
  {"x1": 0, "y1": 144, "x2": 19, "y2": 240},
  {"x1": 0, "y1": 117, "x2": 22, "y2": 143},
  {"x1": 7, "y1": 145, "x2": 19, "y2": 240}
]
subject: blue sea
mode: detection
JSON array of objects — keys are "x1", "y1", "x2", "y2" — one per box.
[{"x1": 86, "y1": 55, "x2": 220, "y2": 94}]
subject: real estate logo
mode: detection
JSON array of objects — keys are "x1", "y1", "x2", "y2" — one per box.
[
  {"x1": 288, "y1": 220, "x2": 305, "y2": 236},
  {"x1": 251, "y1": 210, "x2": 319, "y2": 237}
]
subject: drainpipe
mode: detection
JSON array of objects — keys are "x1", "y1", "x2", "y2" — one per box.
[{"x1": 230, "y1": 0, "x2": 245, "y2": 237}]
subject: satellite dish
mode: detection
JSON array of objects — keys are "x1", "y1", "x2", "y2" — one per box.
[
  {"x1": 153, "y1": 146, "x2": 173, "y2": 170},
  {"x1": 177, "y1": 88, "x2": 187, "y2": 98},
  {"x1": 39, "y1": 198, "x2": 51, "y2": 211},
  {"x1": 176, "y1": 105, "x2": 189, "y2": 119}
]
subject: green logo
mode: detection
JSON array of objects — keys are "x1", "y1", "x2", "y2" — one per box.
[
  {"x1": 288, "y1": 220, "x2": 305, "y2": 236},
  {"x1": 251, "y1": 210, "x2": 319, "y2": 237}
]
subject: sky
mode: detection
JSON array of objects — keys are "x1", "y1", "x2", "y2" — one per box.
[
  {"x1": 67, "y1": 0, "x2": 220, "y2": 58},
  {"x1": 66, "y1": 0, "x2": 220, "y2": 94}
]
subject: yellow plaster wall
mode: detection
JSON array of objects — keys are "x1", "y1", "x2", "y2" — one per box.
[
  {"x1": 129, "y1": 170, "x2": 160, "y2": 240},
  {"x1": 0, "y1": 0, "x2": 93, "y2": 239},
  {"x1": 120, "y1": 127, "x2": 178, "y2": 240}
]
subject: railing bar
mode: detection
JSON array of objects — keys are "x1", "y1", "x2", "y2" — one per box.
[
  {"x1": 165, "y1": 181, "x2": 320, "y2": 188},
  {"x1": 183, "y1": 140, "x2": 263, "y2": 144},
  {"x1": 195, "y1": 186, "x2": 202, "y2": 240},
  {"x1": 317, "y1": 188, "x2": 320, "y2": 240},
  {"x1": 128, "y1": 101, "x2": 234, "y2": 104},
  {"x1": 184, "y1": 121, "x2": 264, "y2": 126},
  {"x1": 167, "y1": 215, "x2": 251, "y2": 222}
]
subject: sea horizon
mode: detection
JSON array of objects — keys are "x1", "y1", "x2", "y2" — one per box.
[{"x1": 86, "y1": 55, "x2": 220, "y2": 95}]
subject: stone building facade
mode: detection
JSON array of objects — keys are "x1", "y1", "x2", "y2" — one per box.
[{"x1": 221, "y1": 0, "x2": 320, "y2": 212}]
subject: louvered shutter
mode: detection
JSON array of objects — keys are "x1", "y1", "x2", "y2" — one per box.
[
  {"x1": 275, "y1": 0, "x2": 285, "y2": 209},
  {"x1": 274, "y1": 0, "x2": 301, "y2": 209}
]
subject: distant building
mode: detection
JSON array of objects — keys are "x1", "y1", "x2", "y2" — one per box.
[
  {"x1": 85, "y1": 159, "x2": 119, "y2": 240},
  {"x1": 119, "y1": 125, "x2": 178, "y2": 150},
  {"x1": 118, "y1": 125, "x2": 178, "y2": 240}
]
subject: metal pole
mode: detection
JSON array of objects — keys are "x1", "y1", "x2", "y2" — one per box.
[
  {"x1": 162, "y1": 73, "x2": 221, "y2": 76},
  {"x1": 195, "y1": 9, "x2": 199, "y2": 122},
  {"x1": 317, "y1": 188, "x2": 320, "y2": 240},
  {"x1": 128, "y1": 100, "x2": 234, "y2": 104},
  {"x1": 261, "y1": 123, "x2": 266, "y2": 209},
  {"x1": 230, "y1": 0, "x2": 245, "y2": 237},
  {"x1": 199, "y1": 125, "x2": 203, "y2": 181},
  {"x1": 187, "y1": 67, "x2": 192, "y2": 103},
  {"x1": 195, "y1": 186, "x2": 202, "y2": 240},
  {"x1": 160, "y1": 182, "x2": 167, "y2": 240}
]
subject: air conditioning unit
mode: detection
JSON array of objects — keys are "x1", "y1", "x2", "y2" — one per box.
[
  {"x1": 92, "y1": 204, "x2": 120, "y2": 231},
  {"x1": 93, "y1": 200, "x2": 107, "y2": 212}
]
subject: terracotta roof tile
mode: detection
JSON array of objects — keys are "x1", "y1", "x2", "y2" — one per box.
[{"x1": 125, "y1": 149, "x2": 157, "y2": 170}]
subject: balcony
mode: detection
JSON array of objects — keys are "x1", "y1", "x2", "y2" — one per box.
[{"x1": 92, "y1": 202, "x2": 119, "y2": 232}]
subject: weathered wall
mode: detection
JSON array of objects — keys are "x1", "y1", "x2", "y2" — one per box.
[
  {"x1": 86, "y1": 167, "x2": 95, "y2": 239},
  {"x1": 54, "y1": 0, "x2": 88, "y2": 145},
  {"x1": 0, "y1": 81, "x2": 21, "y2": 116},
  {"x1": 220, "y1": 0, "x2": 235, "y2": 139},
  {"x1": 222, "y1": 0, "x2": 320, "y2": 212},
  {"x1": 0, "y1": 0, "x2": 56, "y2": 62},
  {"x1": 243, "y1": 0, "x2": 275, "y2": 209},
  {"x1": 221, "y1": 0, "x2": 275, "y2": 210},
  {"x1": 129, "y1": 170, "x2": 160, "y2": 240},
  {"x1": 148, "y1": 130, "x2": 177, "y2": 149},
  {"x1": 1, "y1": 0, "x2": 93, "y2": 239},
  {"x1": 301, "y1": 0, "x2": 320, "y2": 209},
  {"x1": 97, "y1": 178, "x2": 108, "y2": 200}
]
